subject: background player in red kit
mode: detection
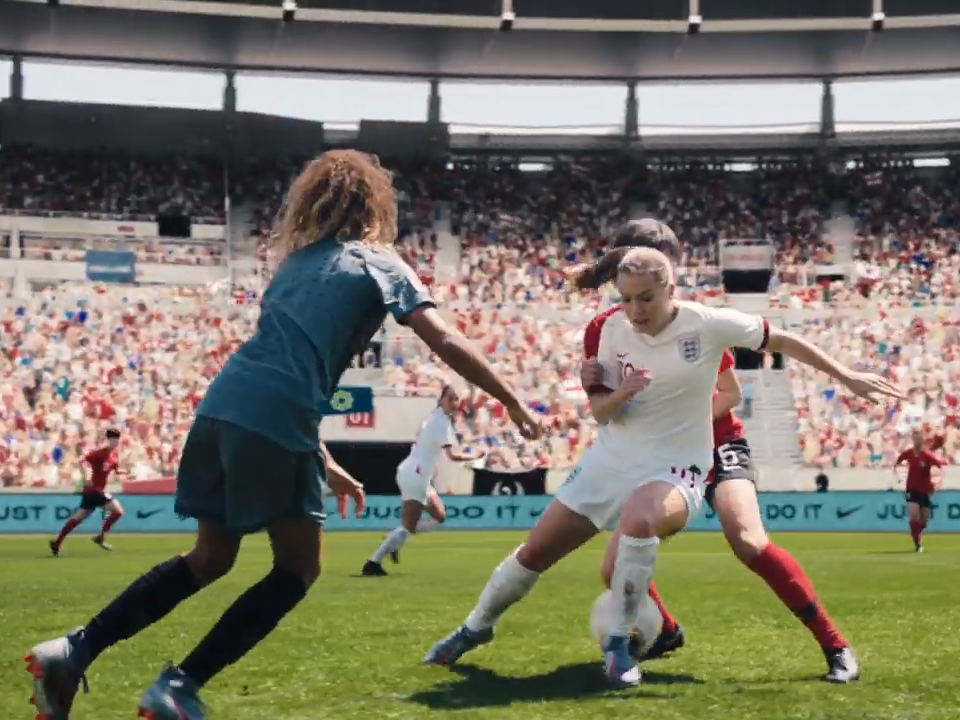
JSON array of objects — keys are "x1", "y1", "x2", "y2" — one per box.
[
  {"x1": 894, "y1": 428, "x2": 943, "y2": 552},
  {"x1": 50, "y1": 428, "x2": 124, "y2": 556}
]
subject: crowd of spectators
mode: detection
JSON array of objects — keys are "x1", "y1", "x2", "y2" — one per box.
[{"x1": 1, "y1": 146, "x2": 959, "y2": 484}]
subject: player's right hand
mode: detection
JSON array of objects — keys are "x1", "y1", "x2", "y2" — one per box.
[
  {"x1": 507, "y1": 401, "x2": 542, "y2": 440},
  {"x1": 621, "y1": 368, "x2": 652, "y2": 396}
]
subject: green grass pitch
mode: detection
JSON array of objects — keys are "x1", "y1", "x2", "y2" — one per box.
[{"x1": 1, "y1": 531, "x2": 958, "y2": 720}]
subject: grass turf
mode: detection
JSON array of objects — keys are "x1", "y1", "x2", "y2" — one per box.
[{"x1": 1, "y1": 531, "x2": 958, "y2": 720}]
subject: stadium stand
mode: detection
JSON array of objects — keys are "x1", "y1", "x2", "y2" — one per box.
[{"x1": 2, "y1": 131, "x2": 960, "y2": 487}]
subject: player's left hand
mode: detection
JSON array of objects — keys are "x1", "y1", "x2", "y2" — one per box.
[
  {"x1": 580, "y1": 358, "x2": 604, "y2": 389},
  {"x1": 328, "y1": 473, "x2": 366, "y2": 519},
  {"x1": 842, "y1": 372, "x2": 905, "y2": 404}
]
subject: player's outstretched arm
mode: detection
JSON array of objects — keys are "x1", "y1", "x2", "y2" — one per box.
[
  {"x1": 765, "y1": 327, "x2": 905, "y2": 404},
  {"x1": 404, "y1": 306, "x2": 541, "y2": 439}
]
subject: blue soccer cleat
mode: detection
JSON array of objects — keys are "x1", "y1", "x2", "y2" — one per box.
[
  {"x1": 603, "y1": 635, "x2": 641, "y2": 687},
  {"x1": 137, "y1": 665, "x2": 206, "y2": 720},
  {"x1": 422, "y1": 625, "x2": 494, "y2": 666},
  {"x1": 24, "y1": 627, "x2": 91, "y2": 720}
]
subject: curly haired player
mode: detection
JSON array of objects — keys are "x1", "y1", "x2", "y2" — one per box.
[{"x1": 25, "y1": 150, "x2": 540, "y2": 720}]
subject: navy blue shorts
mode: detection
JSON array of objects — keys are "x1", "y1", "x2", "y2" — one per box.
[{"x1": 174, "y1": 416, "x2": 326, "y2": 535}]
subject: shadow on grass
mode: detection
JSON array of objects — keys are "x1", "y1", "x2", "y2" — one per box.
[{"x1": 408, "y1": 661, "x2": 703, "y2": 709}]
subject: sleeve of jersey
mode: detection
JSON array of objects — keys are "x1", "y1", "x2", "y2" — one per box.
[
  {"x1": 719, "y1": 349, "x2": 735, "y2": 373},
  {"x1": 704, "y1": 307, "x2": 770, "y2": 352}
]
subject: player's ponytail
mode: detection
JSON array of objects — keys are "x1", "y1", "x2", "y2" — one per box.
[
  {"x1": 573, "y1": 248, "x2": 630, "y2": 291},
  {"x1": 571, "y1": 218, "x2": 680, "y2": 291}
]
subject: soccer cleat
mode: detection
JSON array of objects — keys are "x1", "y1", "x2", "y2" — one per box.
[
  {"x1": 824, "y1": 647, "x2": 860, "y2": 684},
  {"x1": 24, "y1": 628, "x2": 90, "y2": 720},
  {"x1": 603, "y1": 635, "x2": 642, "y2": 687},
  {"x1": 422, "y1": 625, "x2": 494, "y2": 666},
  {"x1": 137, "y1": 665, "x2": 206, "y2": 720},
  {"x1": 915, "y1": 545, "x2": 924, "y2": 553},
  {"x1": 49, "y1": 540, "x2": 60, "y2": 558},
  {"x1": 361, "y1": 560, "x2": 388, "y2": 577},
  {"x1": 92, "y1": 536, "x2": 113, "y2": 552},
  {"x1": 389, "y1": 547, "x2": 400, "y2": 564},
  {"x1": 633, "y1": 624, "x2": 686, "y2": 662}
]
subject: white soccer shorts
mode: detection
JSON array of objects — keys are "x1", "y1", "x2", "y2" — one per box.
[
  {"x1": 555, "y1": 446, "x2": 708, "y2": 531},
  {"x1": 396, "y1": 468, "x2": 438, "y2": 505}
]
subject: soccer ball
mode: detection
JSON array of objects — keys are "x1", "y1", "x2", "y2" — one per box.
[{"x1": 590, "y1": 589, "x2": 663, "y2": 655}]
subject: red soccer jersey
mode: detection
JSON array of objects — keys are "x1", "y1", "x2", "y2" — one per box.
[
  {"x1": 84, "y1": 447, "x2": 119, "y2": 492},
  {"x1": 896, "y1": 448, "x2": 942, "y2": 494},
  {"x1": 712, "y1": 349, "x2": 745, "y2": 447}
]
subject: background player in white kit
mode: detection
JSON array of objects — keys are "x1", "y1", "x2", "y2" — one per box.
[
  {"x1": 423, "y1": 243, "x2": 901, "y2": 674},
  {"x1": 595, "y1": 248, "x2": 902, "y2": 687},
  {"x1": 363, "y1": 385, "x2": 484, "y2": 576}
]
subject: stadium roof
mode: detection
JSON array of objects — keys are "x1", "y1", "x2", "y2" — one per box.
[{"x1": 2, "y1": 0, "x2": 960, "y2": 80}]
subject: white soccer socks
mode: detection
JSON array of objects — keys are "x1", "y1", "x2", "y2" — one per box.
[
  {"x1": 608, "y1": 534, "x2": 660, "y2": 637},
  {"x1": 370, "y1": 527, "x2": 410, "y2": 564},
  {"x1": 465, "y1": 549, "x2": 540, "y2": 632}
]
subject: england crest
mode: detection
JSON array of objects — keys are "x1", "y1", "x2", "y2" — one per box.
[{"x1": 678, "y1": 333, "x2": 701, "y2": 363}]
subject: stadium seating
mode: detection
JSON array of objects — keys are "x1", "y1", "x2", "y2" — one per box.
[{"x1": 1, "y1": 146, "x2": 959, "y2": 485}]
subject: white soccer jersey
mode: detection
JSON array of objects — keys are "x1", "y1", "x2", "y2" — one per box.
[
  {"x1": 583, "y1": 301, "x2": 769, "y2": 476},
  {"x1": 398, "y1": 407, "x2": 456, "y2": 482}
]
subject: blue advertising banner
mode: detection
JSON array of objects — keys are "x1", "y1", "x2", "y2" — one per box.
[
  {"x1": 318, "y1": 386, "x2": 373, "y2": 416},
  {"x1": 85, "y1": 250, "x2": 136, "y2": 283},
  {"x1": 3, "y1": 491, "x2": 960, "y2": 534}
]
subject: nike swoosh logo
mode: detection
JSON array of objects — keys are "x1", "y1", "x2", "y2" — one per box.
[
  {"x1": 136, "y1": 509, "x2": 163, "y2": 520},
  {"x1": 836, "y1": 506, "x2": 863, "y2": 519}
]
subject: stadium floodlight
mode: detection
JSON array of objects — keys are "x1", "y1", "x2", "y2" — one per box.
[
  {"x1": 500, "y1": 0, "x2": 515, "y2": 32},
  {"x1": 282, "y1": 0, "x2": 297, "y2": 23}
]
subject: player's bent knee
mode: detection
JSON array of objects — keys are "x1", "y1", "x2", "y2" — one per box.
[
  {"x1": 297, "y1": 560, "x2": 321, "y2": 587},
  {"x1": 725, "y1": 528, "x2": 768, "y2": 565},
  {"x1": 619, "y1": 503, "x2": 663, "y2": 538},
  {"x1": 185, "y1": 548, "x2": 237, "y2": 585},
  {"x1": 514, "y1": 542, "x2": 542, "y2": 571}
]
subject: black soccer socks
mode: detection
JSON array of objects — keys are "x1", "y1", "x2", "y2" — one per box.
[
  {"x1": 178, "y1": 566, "x2": 308, "y2": 687},
  {"x1": 82, "y1": 556, "x2": 202, "y2": 662}
]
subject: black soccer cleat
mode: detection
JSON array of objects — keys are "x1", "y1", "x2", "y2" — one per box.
[
  {"x1": 48, "y1": 540, "x2": 60, "y2": 558},
  {"x1": 824, "y1": 647, "x2": 860, "y2": 684},
  {"x1": 361, "y1": 560, "x2": 388, "y2": 577},
  {"x1": 633, "y1": 624, "x2": 686, "y2": 662}
]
